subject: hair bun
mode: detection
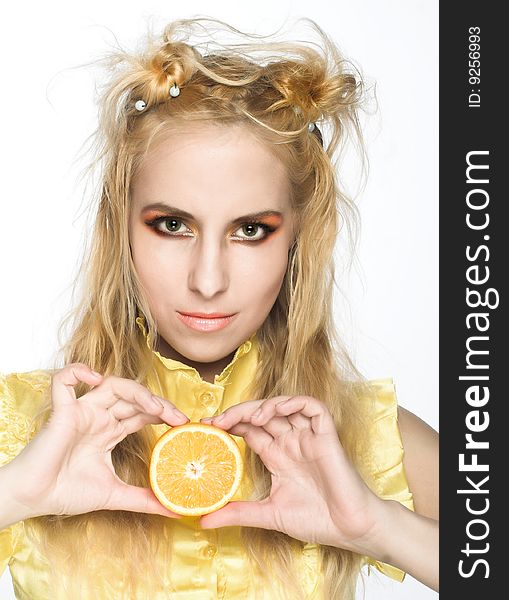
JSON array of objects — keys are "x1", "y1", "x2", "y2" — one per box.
[
  {"x1": 151, "y1": 41, "x2": 197, "y2": 85},
  {"x1": 260, "y1": 53, "x2": 363, "y2": 126},
  {"x1": 120, "y1": 39, "x2": 201, "y2": 113}
]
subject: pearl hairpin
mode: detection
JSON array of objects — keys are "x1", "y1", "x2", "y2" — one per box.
[
  {"x1": 169, "y1": 83, "x2": 181, "y2": 97},
  {"x1": 133, "y1": 82, "x2": 181, "y2": 112}
]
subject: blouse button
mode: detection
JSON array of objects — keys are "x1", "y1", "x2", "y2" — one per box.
[
  {"x1": 200, "y1": 392, "x2": 216, "y2": 406},
  {"x1": 204, "y1": 544, "x2": 217, "y2": 558}
]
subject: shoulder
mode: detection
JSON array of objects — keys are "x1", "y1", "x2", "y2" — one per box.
[
  {"x1": 397, "y1": 403, "x2": 439, "y2": 521},
  {"x1": 1, "y1": 369, "x2": 54, "y2": 467},
  {"x1": 354, "y1": 378, "x2": 414, "y2": 507},
  {"x1": 356, "y1": 377, "x2": 438, "y2": 521},
  {"x1": 1, "y1": 369, "x2": 54, "y2": 407}
]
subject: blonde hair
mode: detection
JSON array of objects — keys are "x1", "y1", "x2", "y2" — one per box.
[{"x1": 25, "y1": 16, "x2": 378, "y2": 599}]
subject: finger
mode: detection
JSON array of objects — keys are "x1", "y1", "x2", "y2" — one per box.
[
  {"x1": 287, "y1": 412, "x2": 313, "y2": 431},
  {"x1": 226, "y1": 422, "x2": 274, "y2": 456},
  {"x1": 255, "y1": 415, "x2": 293, "y2": 437},
  {"x1": 201, "y1": 397, "x2": 292, "y2": 429},
  {"x1": 255, "y1": 396, "x2": 336, "y2": 435},
  {"x1": 202, "y1": 399, "x2": 264, "y2": 428},
  {"x1": 88, "y1": 379, "x2": 189, "y2": 426},
  {"x1": 151, "y1": 395, "x2": 190, "y2": 426},
  {"x1": 51, "y1": 363, "x2": 103, "y2": 408},
  {"x1": 106, "y1": 396, "x2": 188, "y2": 427},
  {"x1": 108, "y1": 482, "x2": 183, "y2": 519},
  {"x1": 120, "y1": 412, "x2": 168, "y2": 436},
  {"x1": 200, "y1": 500, "x2": 273, "y2": 530},
  {"x1": 89, "y1": 376, "x2": 158, "y2": 413},
  {"x1": 108, "y1": 399, "x2": 139, "y2": 421}
]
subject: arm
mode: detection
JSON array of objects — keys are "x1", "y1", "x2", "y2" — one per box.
[
  {"x1": 0, "y1": 462, "x2": 36, "y2": 530},
  {"x1": 360, "y1": 406, "x2": 439, "y2": 590}
]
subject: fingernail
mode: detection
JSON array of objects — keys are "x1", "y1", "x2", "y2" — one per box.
[
  {"x1": 214, "y1": 413, "x2": 225, "y2": 421},
  {"x1": 91, "y1": 370, "x2": 102, "y2": 378},
  {"x1": 252, "y1": 408, "x2": 262, "y2": 418},
  {"x1": 201, "y1": 417, "x2": 213, "y2": 423},
  {"x1": 172, "y1": 406, "x2": 189, "y2": 421}
]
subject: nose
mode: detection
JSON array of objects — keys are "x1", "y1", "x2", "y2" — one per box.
[{"x1": 187, "y1": 235, "x2": 229, "y2": 299}]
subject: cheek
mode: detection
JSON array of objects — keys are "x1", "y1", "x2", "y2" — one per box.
[
  {"x1": 130, "y1": 234, "x2": 187, "y2": 299},
  {"x1": 234, "y1": 243, "x2": 289, "y2": 303}
]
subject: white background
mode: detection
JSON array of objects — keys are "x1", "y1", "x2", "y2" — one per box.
[{"x1": 0, "y1": 1, "x2": 438, "y2": 598}]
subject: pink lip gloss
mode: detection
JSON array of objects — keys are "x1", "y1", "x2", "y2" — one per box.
[{"x1": 176, "y1": 312, "x2": 237, "y2": 332}]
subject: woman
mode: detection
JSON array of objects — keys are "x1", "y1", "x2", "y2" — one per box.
[{"x1": 0, "y1": 16, "x2": 438, "y2": 599}]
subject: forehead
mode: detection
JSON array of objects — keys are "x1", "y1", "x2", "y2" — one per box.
[{"x1": 130, "y1": 124, "x2": 291, "y2": 213}]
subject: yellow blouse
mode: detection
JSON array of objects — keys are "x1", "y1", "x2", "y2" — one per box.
[{"x1": 0, "y1": 318, "x2": 414, "y2": 598}]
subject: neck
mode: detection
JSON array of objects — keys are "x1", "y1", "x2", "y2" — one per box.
[{"x1": 155, "y1": 336, "x2": 236, "y2": 384}]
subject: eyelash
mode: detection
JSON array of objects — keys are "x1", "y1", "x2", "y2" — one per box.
[{"x1": 145, "y1": 216, "x2": 277, "y2": 242}]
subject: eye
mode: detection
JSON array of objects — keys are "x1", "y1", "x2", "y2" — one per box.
[
  {"x1": 231, "y1": 222, "x2": 276, "y2": 242},
  {"x1": 146, "y1": 217, "x2": 193, "y2": 237}
]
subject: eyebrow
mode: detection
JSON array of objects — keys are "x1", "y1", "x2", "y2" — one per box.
[{"x1": 141, "y1": 202, "x2": 284, "y2": 225}]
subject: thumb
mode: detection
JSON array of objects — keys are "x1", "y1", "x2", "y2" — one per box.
[
  {"x1": 108, "y1": 482, "x2": 183, "y2": 519},
  {"x1": 200, "y1": 500, "x2": 273, "y2": 530}
]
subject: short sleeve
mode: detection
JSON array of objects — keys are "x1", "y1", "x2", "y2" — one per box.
[
  {"x1": 1, "y1": 373, "x2": 14, "y2": 467},
  {"x1": 360, "y1": 377, "x2": 415, "y2": 583},
  {"x1": 0, "y1": 370, "x2": 52, "y2": 577},
  {"x1": 1, "y1": 372, "x2": 19, "y2": 576},
  {"x1": 1, "y1": 370, "x2": 52, "y2": 466}
]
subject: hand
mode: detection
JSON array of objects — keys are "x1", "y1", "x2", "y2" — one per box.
[
  {"x1": 199, "y1": 396, "x2": 386, "y2": 555},
  {"x1": 6, "y1": 363, "x2": 190, "y2": 520}
]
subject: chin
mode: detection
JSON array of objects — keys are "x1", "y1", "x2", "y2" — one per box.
[
  {"x1": 185, "y1": 347, "x2": 235, "y2": 365},
  {"x1": 167, "y1": 337, "x2": 237, "y2": 364}
]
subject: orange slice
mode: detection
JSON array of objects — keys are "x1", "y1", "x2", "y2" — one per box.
[{"x1": 149, "y1": 422, "x2": 243, "y2": 516}]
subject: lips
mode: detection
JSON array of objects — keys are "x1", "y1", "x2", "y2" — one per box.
[
  {"x1": 178, "y1": 312, "x2": 234, "y2": 318},
  {"x1": 176, "y1": 311, "x2": 237, "y2": 332}
]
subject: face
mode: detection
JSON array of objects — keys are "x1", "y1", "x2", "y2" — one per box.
[{"x1": 129, "y1": 124, "x2": 295, "y2": 366}]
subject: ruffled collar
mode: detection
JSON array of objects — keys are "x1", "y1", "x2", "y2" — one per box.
[{"x1": 135, "y1": 314, "x2": 258, "y2": 386}]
